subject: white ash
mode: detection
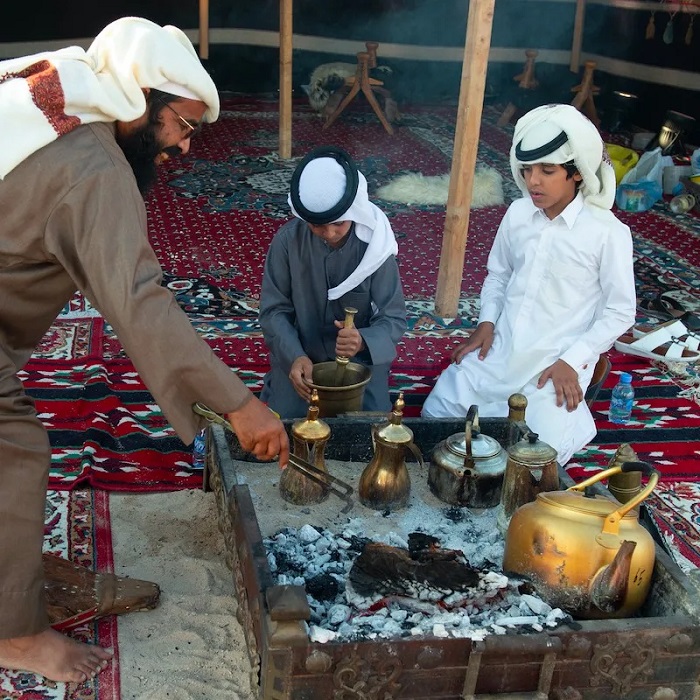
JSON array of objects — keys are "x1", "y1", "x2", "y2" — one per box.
[{"x1": 263, "y1": 510, "x2": 572, "y2": 643}]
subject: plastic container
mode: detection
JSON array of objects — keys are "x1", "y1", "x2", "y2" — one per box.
[
  {"x1": 192, "y1": 428, "x2": 207, "y2": 470},
  {"x1": 670, "y1": 193, "x2": 696, "y2": 214},
  {"x1": 606, "y1": 144, "x2": 639, "y2": 185},
  {"x1": 609, "y1": 373, "x2": 634, "y2": 425},
  {"x1": 691, "y1": 147, "x2": 700, "y2": 176},
  {"x1": 615, "y1": 182, "x2": 661, "y2": 212}
]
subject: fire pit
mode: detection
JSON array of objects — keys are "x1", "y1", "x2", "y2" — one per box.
[{"x1": 206, "y1": 415, "x2": 700, "y2": 699}]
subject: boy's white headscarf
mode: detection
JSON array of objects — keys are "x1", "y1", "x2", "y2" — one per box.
[
  {"x1": 0, "y1": 16, "x2": 219, "y2": 179},
  {"x1": 510, "y1": 104, "x2": 616, "y2": 210},
  {"x1": 288, "y1": 149, "x2": 398, "y2": 301}
]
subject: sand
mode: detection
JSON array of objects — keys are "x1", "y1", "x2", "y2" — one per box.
[{"x1": 110, "y1": 490, "x2": 256, "y2": 700}]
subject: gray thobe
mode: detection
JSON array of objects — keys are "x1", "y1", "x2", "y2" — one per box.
[
  {"x1": 259, "y1": 218, "x2": 407, "y2": 418},
  {"x1": 0, "y1": 123, "x2": 252, "y2": 637}
]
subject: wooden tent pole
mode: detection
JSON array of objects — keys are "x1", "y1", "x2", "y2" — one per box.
[
  {"x1": 570, "y1": 0, "x2": 586, "y2": 72},
  {"x1": 434, "y1": 0, "x2": 496, "y2": 318},
  {"x1": 198, "y1": 0, "x2": 209, "y2": 60},
  {"x1": 279, "y1": 0, "x2": 293, "y2": 160}
]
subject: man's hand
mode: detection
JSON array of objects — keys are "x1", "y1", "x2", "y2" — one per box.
[
  {"x1": 451, "y1": 322, "x2": 495, "y2": 364},
  {"x1": 226, "y1": 396, "x2": 290, "y2": 466},
  {"x1": 537, "y1": 359, "x2": 583, "y2": 411},
  {"x1": 334, "y1": 320, "x2": 365, "y2": 358},
  {"x1": 289, "y1": 355, "x2": 314, "y2": 402}
]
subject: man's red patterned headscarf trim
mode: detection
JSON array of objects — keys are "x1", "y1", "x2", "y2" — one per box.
[{"x1": 0, "y1": 60, "x2": 81, "y2": 137}]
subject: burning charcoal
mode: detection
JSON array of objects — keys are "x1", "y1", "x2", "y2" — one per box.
[
  {"x1": 309, "y1": 625, "x2": 337, "y2": 643},
  {"x1": 432, "y1": 623, "x2": 449, "y2": 638},
  {"x1": 306, "y1": 572, "x2": 339, "y2": 601},
  {"x1": 520, "y1": 594, "x2": 552, "y2": 616},
  {"x1": 494, "y1": 615, "x2": 540, "y2": 627},
  {"x1": 328, "y1": 604, "x2": 351, "y2": 625},
  {"x1": 299, "y1": 524, "x2": 322, "y2": 544},
  {"x1": 442, "y1": 506, "x2": 470, "y2": 523}
]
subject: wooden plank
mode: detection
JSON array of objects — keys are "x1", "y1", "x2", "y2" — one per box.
[
  {"x1": 570, "y1": 0, "x2": 587, "y2": 72},
  {"x1": 198, "y1": 0, "x2": 209, "y2": 60},
  {"x1": 435, "y1": 0, "x2": 496, "y2": 318},
  {"x1": 279, "y1": 0, "x2": 293, "y2": 159}
]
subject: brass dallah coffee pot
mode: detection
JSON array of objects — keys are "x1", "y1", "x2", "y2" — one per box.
[
  {"x1": 279, "y1": 390, "x2": 331, "y2": 505},
  {"x1": 359, "y1": 393, "x2": 424, "y2": 511}
]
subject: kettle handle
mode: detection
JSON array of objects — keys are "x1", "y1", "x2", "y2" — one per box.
[
  {"x1": 463, "y1": 405, "x2": 480, "y2": 464},
  {"x1": 569, "y1": 461, "x2": 660, "y2": 536}
]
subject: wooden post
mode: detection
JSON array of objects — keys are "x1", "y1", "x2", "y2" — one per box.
[
  {"x1": 279, "y1": 0, "x2": 293, "y2": 160},
  {"x1": 570, "y1": 0, "x2": 586, "y2": 72},
  {"x1": 198, "y1": 0, "x2": 209, "y2": 60},
  {"x1": 434, "y1": 0, "x2": 496, "y2": 318}
]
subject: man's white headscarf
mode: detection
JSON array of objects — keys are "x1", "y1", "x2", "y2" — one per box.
[
  {"x1": 0, "y1": 16, "x2": 219, "y2": 180},
  {"x1": 510, "y1": 104, "x2": 616, "y2": 210},
  {"x1": 288, "y1": 147, "x2": 398, "y2": 301}
]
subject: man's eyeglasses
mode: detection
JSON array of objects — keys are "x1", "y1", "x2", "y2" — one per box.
[{"x1": 157, "y1": 97, "x2": 201, "y2": 140}]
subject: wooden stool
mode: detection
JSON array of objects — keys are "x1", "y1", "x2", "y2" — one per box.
[
  {"x1": 571, "y1": 60, "x2": 601, "y2": 126},
  {"x1": 324, "y1": 47, "x2": 394, "y2": 135},
  {"x1": 498, "y1": 49, "x2": 540, "y2": 126}
]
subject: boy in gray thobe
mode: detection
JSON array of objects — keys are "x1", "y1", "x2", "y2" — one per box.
[{"x1": 260, "y1": 147, "x2": 407, "y2": 418}]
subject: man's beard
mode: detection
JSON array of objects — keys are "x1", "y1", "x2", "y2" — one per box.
[{"x1": 117, "y1": 123, "x2": 180, "y2": 196}]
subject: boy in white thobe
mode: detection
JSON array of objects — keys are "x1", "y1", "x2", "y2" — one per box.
[{"x1": 422, "y1": 104, "x2": 636, "y2": 465}]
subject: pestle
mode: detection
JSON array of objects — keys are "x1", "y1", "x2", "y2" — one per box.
[{"x1": 333, "y1": 307, "x2": 358, "y2": 386}]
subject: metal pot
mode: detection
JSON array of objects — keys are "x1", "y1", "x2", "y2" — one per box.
[
  {"x1": 495, "y1": 431, "x2": 559, "y2": 535},
  {"x1": 428, "y1": 405, "x2": 507, "y2": 508},
  {"x1": 503, "y1": 461, "x2": 659, "y2": 619}
]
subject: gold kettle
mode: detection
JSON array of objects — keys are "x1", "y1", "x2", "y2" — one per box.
[
  {"x1": 503, "y1": 461, "x2": 659, "y2": 619},
  {"x1": 359, "y1": 392, "x2": 424, "y2": 511},
  {"x1": 279, "y1": 390, "x2": 331, "y2": 505}
]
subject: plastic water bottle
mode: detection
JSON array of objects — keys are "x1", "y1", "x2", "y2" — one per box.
[
  {"x1": 192, "y1": 428, "x2": 207, "y2": 470},
  {"x1": 609, "y1": 373, "x2": 634, "y2": 424}
]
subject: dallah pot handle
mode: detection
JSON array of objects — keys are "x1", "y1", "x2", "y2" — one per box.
[{"x1": 569, "y1": 461, "x2": 660, "y2": 536}]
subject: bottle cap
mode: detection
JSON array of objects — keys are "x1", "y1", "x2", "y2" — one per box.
[{"x1": 619, "y1": 372, "x2": 632, "y2": 383}]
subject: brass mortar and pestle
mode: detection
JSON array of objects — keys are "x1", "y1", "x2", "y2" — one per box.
[{"x1": 303, "y1": 307, "x2": 371, "y2": 418}]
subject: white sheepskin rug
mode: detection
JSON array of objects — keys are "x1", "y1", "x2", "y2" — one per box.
[{"x1": 376, "y1": 167, "x2": 504, "y2": 208}]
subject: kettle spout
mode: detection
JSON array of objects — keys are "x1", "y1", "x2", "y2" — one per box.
[{"x1": 589, "y1": 540, "x2": 637, "y2": 614}]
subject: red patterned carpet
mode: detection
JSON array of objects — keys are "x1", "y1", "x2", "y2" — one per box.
[
  {"x1": 23, "y1": 96, "x2": 700, "y2": 500},
  {"x1": 0, "y1": 490, "x2": 119, "y2": 699}
]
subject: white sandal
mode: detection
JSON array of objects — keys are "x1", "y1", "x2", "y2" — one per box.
[
  {"x1": 615, "y1": 321, "x2": 700, "y2": 363},
  {"x1": 630, "y1": 318, "x2": 700, "y2": 352}
]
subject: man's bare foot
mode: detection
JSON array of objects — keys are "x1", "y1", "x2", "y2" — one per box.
[{"x1": 0, "y1": 628, "x2": 112, "y2": 683}]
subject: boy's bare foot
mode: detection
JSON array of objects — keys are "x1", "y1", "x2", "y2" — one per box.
[{"x1": 0, "y1": 628, "x2": 112, "y2": 683}]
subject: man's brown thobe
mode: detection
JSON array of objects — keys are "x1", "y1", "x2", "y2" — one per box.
[{"x1": 0, "y1": 123, "x2": 251, "y2": 637}]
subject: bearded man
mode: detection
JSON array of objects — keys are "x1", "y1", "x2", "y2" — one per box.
[{"x1": 0, "y1": 17, "x2": 288, "y2": 682}]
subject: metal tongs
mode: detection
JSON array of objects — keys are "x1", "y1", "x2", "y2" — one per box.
[{"x1": 192, "y1": 402, "x2": 354, "y2": 513}]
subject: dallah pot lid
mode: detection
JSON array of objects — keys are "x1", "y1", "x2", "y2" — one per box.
[
  {"x1": 446, "y1": 431, "x2": 502, "y2": 459},
  {"x1": 507, "y1": 432, "x2": 558, "y2": 466},
  {"x1": 537, "y1": 490, "x2": 638, "y2": 518}
]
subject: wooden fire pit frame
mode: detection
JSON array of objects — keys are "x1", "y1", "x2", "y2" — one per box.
[{"x1": 205, "y1": 416, "x2": 700, "y2": 700}]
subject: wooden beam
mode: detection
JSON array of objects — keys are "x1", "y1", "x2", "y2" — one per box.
[
  {"x1": 198, "y1": 0, "x2": 209, "y2": 60},
  {"x1": 279, "y1": 0, "x2": 293, "y2": 160},
  {"x1": 434, "y1": 0, "x2": 496, "y2": 318},
  {"x1": 570, "y1": 0, "x2": 587, "y2": 72}
]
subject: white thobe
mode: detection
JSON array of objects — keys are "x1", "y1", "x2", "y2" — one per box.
[{"x1": 423, "y1": 194, "x2": 636, "y2": 464}]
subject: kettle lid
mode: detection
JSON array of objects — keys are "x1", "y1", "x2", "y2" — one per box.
[
  {"x1": 376, "y1": 392, "x2": 414, "y2": 445},
  {"x1": 507, "y1": 432, "x2": 558, "y2": 466},
  {"x1": 446, "y1": 430, "x2": 502, "y2": 459},
  {"x1": 538, "y1": 488, "x2": 638, "y2": 519},
  {"x1": 291, "y1": 390, "x2": 331, "y2": 441}
]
